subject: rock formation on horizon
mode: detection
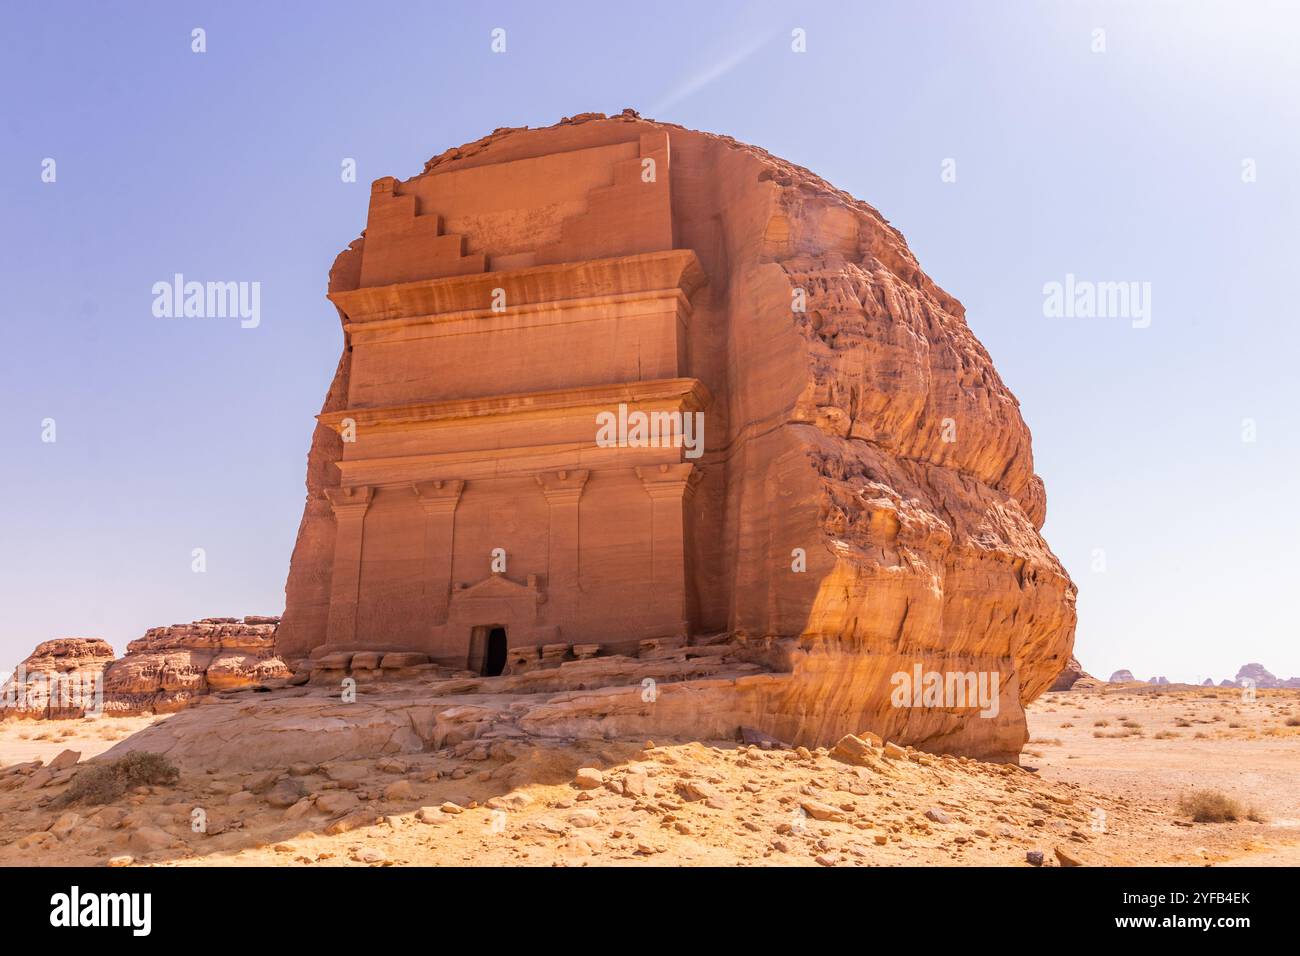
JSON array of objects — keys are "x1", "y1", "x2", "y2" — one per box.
[
  {"x1": 2, "y1": 618, "x2": 289, "y2": 718},
  {"x1": 267, "y1": 111, "x2": 1076, "y2": 759},
  {"x1": 1231, "y1": 662, "x2": 1300, "y2": 689},
  {"x1": 0, "y1": 638, "x2": 115, "y2": 719},
  {"x1": 101, "y1": 618, "x2": 290, "y2": 714},
  {"x1": 1048, "y1": 655, "x2": 1093, "y2": 691},
  {"x1": 1107, "y1": 669, "x2": 1137, "y2": 683}
]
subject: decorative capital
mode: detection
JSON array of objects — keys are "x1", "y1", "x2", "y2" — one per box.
[
  {"x1": 635, "y1": 463, "x2": 700, "y2": 501},
  {"x1": 412, "y1": 479, "x2": 465, "y2": 515},
  {"x1": 535, "y1": 469, "x2": 590, "y2": 505},
  {"x1": 325, "y1": 484, "x2": 373, "y2": 518}
]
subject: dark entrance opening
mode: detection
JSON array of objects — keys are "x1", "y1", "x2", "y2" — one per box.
[{"x1": 483, "y1": 626, "x2": 508, "y2": 677}]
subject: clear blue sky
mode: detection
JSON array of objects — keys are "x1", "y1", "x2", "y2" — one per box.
[{"x1": 2, "y1": 1, "x2": 1297, "y2": 682}]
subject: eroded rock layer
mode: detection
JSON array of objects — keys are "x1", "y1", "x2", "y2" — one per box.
[
  {"x1": 1, "y1": 639, "x2": 115, "y2": 719},
  {"x1": 279, "y1": 111, "x2": 1076, "y2": 759},
  {"x1": 3, "y1": 619, "x2": 290, "y2": 718},
  {"x1": 102, "y1": 618, "x2": 290, "y2": 715}
]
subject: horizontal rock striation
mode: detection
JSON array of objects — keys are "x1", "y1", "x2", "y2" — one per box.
[
  {"x1": 3, "y1": 618, "x2": 290, "y2": 719},
  {"x1": 1, "y1": 638, "x2": 115, "y2": 719},
  {"x1": 102, "y1": 617, "x2": 291, "y2": 715}
]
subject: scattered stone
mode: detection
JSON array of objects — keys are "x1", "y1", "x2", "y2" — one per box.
[
  {"x1": 574, "y1": 768, "x2": 604, "y2": 790},
  {"x1": 1054, "y1": 846, "x2": 1085, "y2": 867}
]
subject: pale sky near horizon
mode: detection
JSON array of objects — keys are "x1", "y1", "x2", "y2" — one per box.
[{"x1": 2, "y1": 1, "x2": 1297, "y2": 683}]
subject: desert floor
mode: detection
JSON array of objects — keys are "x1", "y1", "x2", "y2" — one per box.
[{"x1": 0, "y1": 685, "x2": 1296, "y2": 867}]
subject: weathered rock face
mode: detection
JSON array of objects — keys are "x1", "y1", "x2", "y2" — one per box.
[
  {"x1": 1049, "y1": 656, "x2": 1093, "y2": 691},
  {"x1": 1, "y1": 638, "x2": 115, "y2": 718},
  {"x1": 1108, "y1": 670, "x2": 1137, "y2": 683},
  {"x1": 101, "y1": 618, "x2": 291, "y2": 715},
  {"x1": 279, "y1": 111, "x2": 1076, "y2": 759},
  {"x1": 3, "y1": 619, "x2": 290, "y2": 719}
]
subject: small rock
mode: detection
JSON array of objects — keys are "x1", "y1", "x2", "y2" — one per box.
[
  {"x1": 800, "y1": 800, "x2": 847, "y2": 823},
  {"x1": 574, "y1": 768, "x2": 604, "y2": 790},
  {"x1": 127, "y1": 827, "x2": 173, "y2": 854},
  {"x1": 48, "y1": 812, "x2": 82, "y2": 840},
  {"x1": 1054, "y1": 845, "x2": 1084, "y2": 867},
  {"x1": 106, "y1": 855, "x2": 133, "y2": 868},
  {"x1": 314, "y1": 792, "x2": 359, "y2": 815},
  {"x1": 324, "y1": 810, "x2": 377, "y2": 835},
  {"x1": 925, "y1": 808, "x2": 951, "y2": 824},
  {"x1": 383, "y1": 780, "x2": 415, "y2": 801},
  {"x1": 48, "y1": 749, "x2": 81, "y2": 771},
  {"x1": 265, "y1": 779, "x2": 306, "y2": 808},
  {"x1": 1026, "y1": 850, "x2": 1044, "y2": 866},
  {"x1": 283, "y1": 797, "x2": 316, "y2": 820}
]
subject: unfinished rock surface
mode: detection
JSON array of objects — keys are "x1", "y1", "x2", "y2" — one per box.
[{"x1": 278, "y1": 111, "x2": 1076, "y2": 760}]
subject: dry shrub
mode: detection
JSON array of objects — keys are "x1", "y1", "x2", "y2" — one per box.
[
  {"x1": 1179, "y1": 790, "x2": 1242, "y2": 823},
  {"x1": 51, "y1": 751, "x2": 178, "y2": 807}
]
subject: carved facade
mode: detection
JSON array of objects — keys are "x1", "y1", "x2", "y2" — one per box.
[
  {"x1": 284, "y1": 131, "x2": 713, "y2": 670},
  {"x1": 277, "y1": 115, "x2": 1075, "y2": 760}
]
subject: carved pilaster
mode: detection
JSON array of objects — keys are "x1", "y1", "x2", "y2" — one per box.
[
  {"x1": 635, "y1": 464, "x2": 698, "y2": 638},
  {"x1": 536, "y1": 470, "x2": 589, "y2": 632},
  {"x1": 324, "y1": 485, "x2": 373, "y2": 646},
  {"x1": 413, "y1": 480, "x2": 464, "y2": 625}
]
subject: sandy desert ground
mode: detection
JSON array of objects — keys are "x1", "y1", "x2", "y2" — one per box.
[{"x1": 0, "y1": 685, "x2": 1296, "y2": 867}]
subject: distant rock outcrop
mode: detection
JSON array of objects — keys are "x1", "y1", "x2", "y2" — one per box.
[
  {"x1": 1049, "y1": 656, "x2": 1093, "y2": 691},
  {"x1": 1231, "y1": 663, "x2": 1300, "y2": 689},
  {"x1": 2, "y1": 618, "x2": 290, "y2": 719},
  {"x1": 102, "y1": 617, "x2": 290, "y2": 714},
  {"x1": 1108, "y1": 669, "x2": 1137, "y2": 683},
  {"x1": 0, "y1": 638, "x2": 115, "y2": 718}
]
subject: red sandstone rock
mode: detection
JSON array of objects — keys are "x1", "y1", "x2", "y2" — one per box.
[
  {"x1": 277, "y1": 113, "x2": 1076, "y2": 759},
  {"x1": 101, "y1": 619, "x2": 290, "y2": 714},
  {"x1": 1049, "y1": 656, "x2": 1094, "y2": 691},
  {"x1": 3, "y1": 620, "x2": 290, "y2": 719},
  {"x1": 1, "y1": 638, "x2": 115, "y2": 719}
]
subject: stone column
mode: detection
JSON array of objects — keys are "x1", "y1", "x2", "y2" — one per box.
[
  {"x1": 635, "y1": 463, "x2": 698, "y2": 638},
  {"x1": 324, "y1": 485, "x2": 373, "y2": 647},
  {"x1": 536, "y1": 470, "x2": 589, "y2": 636},
  {"x1": 413, "y1": 479, "x2": 464, "y2": 625}
]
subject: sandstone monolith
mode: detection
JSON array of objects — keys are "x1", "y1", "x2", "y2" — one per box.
[{"x1": 278, "y1": 111, "x2": 1077, "y2": 758}]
